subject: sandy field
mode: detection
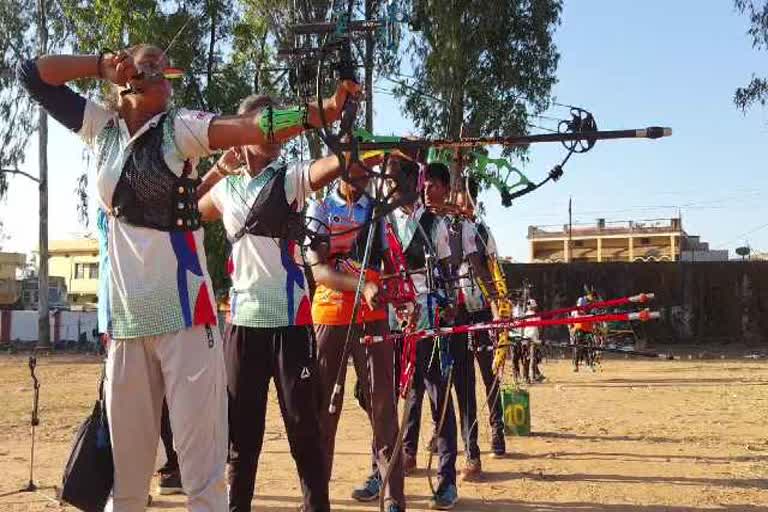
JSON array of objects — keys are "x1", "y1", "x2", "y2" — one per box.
[{"x1": 0, "y1": 352, "x2": 766, "y2": 512}]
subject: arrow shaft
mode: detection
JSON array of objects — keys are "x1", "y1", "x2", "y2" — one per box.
[{"x1": 363, "y1": 311, "x2": 660, "y2": 345}]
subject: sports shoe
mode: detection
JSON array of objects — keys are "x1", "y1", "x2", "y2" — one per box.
[
  {"x1": 430, "y1": 483, "x2": 458, "y2": 510},
  {"x1": 386, "y1": 503, "x2": 405, "y2": 512},
  {"x1": 157, "y1": 470, "x2": 184, "y2": 495},
  {"x1": 491, "y1": 433, "x2": 506, "y2": 458},
  {"x1": 403, "y1": 452, "x2": 417, "y2": 475},
  {"x1": 156, "y1": 460, "x2": 179, "y2": 476},
  {"x1": 350, "y1": 475, "x2": 380, "y2": 502},
  {"x1": 462, "y1": 458, "x2": 482, "y2": 481}
]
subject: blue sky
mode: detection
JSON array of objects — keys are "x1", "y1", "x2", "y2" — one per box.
[{"x1": 2, "y1": 1, "x2": 767, "y2": 262}]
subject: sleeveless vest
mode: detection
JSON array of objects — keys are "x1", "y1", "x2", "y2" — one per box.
[
  {"x1": 231, "y1": 162, "x2": 308, "y2": 246},
  {"x1": 403, "y1": 210, "x2": 437, "y2": 270}
]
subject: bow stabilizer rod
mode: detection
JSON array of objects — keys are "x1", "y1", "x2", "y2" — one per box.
[{"x1": 339, "y1": 127, "x2": 672, "y2": 152}]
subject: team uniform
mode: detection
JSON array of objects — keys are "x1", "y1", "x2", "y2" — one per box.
[
  {"x1": 19, "y1": 59, "x2": 228, "y2": 511},
  {"x1": 209, "y1": 161, "x2": 329, "y2": 512},
  {"x1": 306, "y1": 185, "x2": 405, "y2": 508},
  {"x1": 450, "y1": 219, "x2": 506, "y2": 459},
  {"x1": 391, "y1": 206, "x2": 459, "y2": 498}
]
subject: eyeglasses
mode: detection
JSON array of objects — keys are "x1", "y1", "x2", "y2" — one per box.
[{"x1": 135, "y1": 61, "x2": 184, "y2": 81}]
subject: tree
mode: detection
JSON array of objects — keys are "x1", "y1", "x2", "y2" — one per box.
[
  {"x1": 398, "y1": 0, "x2": 562, "y2": 136},
  {"x1": 736, "y1": 245, "x2": 751, "y2": 260},
  {"x1": 734, "y1": 0, "x2": 768, "y2": 112},
  {"x1": 57, "y1": 0, "x2": 282, "y2": 296},
  {"x1": 392, "y1": 0, "x2": 562, "y2": 186},
  {"x1": 0, "y1": 1, "x2": 42, "y2": 198},
  {"x1": 1, "y1": 0, "x2": 72, "y2": 195},
  {"x1": 1, "y1": 0, "x2": 72, "y2": 347}
]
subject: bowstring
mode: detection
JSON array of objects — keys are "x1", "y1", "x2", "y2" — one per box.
[{"x1": 460, "y1": 192, "x2": 510, "y2": 445}]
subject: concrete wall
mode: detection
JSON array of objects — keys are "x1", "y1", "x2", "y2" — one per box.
[
  {"x1": 0, "y1": 310, "x2": 97, "y2": 343},
  {"x1": 503, "y1": 261, "x2": 768, "y2": 345}
]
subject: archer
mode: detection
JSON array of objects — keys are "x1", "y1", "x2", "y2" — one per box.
[
  {"x1": 196, "y1": 86, "x2": 364, "y2": 512},
  {"x1": 304, "y1": 161, "x2": 406, "y2": 512},
  {"x1": 386, "y1": 160, "x2": 460, "y2": 510},
  {"x1": 422, "y1": 166, "x2": 505, "y2": 481},
  {"x1": 17, "y1": 43, "x2": 353, "y2": 511}
]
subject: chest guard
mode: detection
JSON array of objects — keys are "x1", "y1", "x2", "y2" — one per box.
[
  {"x1": 403, "y1": 210, "x2": 436, "y2": 270},
  {"x1": 232, "y1": 163, "x2": 310, "y2": 246},
  {"x1": 111, "y1": 115, "x2": 201, "y2": 231}
]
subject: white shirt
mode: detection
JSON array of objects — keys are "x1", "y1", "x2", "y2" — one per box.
[
  {"x1": 389, "y1": 206, "x2": 451, "y2": 295},
  {"x1": 523, "y1": 309, "x2": 541, "y2": 343},
  {"x1": 388, "y1": 206, "x2": 451, "y2": 330},
  {"x1": 209, "y1": 161, "x2": 314, "y2": 328},
  {"x1": 81, "y1": 102, "x2": 218, "y2": 339},
  {"x1": 462, "y1": 222, "x2": 498, "y2": 313}
]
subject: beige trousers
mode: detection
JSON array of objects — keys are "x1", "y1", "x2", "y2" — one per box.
[{"x1": 104, "y1": 324, "x2": 228, "y2": 512}]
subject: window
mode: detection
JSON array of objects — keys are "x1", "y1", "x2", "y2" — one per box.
[
  {"x1": 74, "y1": 262, "x2": 99, "y2": 279},
  {"x1": 640, "y1": 237, "x2": 651, "y2": 245},
  {"x1": 574, "y1": 240, "x2": 584, "y2": 247}
]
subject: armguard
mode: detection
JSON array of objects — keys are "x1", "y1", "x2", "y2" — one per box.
[{"x1": 258, "y1": 105, "x2": 309, "y2": 142}]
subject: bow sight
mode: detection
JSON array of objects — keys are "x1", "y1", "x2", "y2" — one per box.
[{"x1": 277, "y1": 5, "x2": 403, "y2": 94}]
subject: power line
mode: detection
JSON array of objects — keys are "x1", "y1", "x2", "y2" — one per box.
[{"x1": 715, "y1": 222, "x2": 768, "y2": 250}]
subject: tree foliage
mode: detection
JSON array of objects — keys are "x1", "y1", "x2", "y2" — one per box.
[
  {"x1": 57, "y1": 0, "x2": 278, "y2": 295},
  {"x1": 394, "y1": 0, "x2": 562, "y2": 146},
  {"x1": 0, "y1": 0, "x2": 70, "y2": 197},
  {"x1": 734, "y1": 0, "x2": 768, "y2": 112}
]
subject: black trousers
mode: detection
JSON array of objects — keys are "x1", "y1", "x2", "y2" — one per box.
[
  {"x1": 314, "y1": 321, "x2": 404, "y2": 507},
  {"x1": 401, "y1": 337, "x2": 458, "y2": 488},
  {"x1": 450, "y1": 309, "x2": 505, "y2": 460},
  {"x1": 225, "y1": 325, "x2": 329, "y2": 512},
  {"x1": 160, "y1": 399, "x2": 179, "y2": 472}
]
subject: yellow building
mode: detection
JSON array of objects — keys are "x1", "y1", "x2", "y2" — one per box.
[
  {"x1": 528, "y1": 218, "x2": 726, "y2": 263},
  {"x1": 0, "y1": 252, "x2": 26, "y2": 306},
  {"x1": 48, "y1": 238, "x2": 99, "y2": 307}
]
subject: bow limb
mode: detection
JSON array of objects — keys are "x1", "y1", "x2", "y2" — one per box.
[{"x1": 377, "y1": 218, "x2": 419, "y2": 512}]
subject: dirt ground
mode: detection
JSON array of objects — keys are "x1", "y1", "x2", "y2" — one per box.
[{"x1": 0, "y1": 352, "x2": 766, "y2": 512}]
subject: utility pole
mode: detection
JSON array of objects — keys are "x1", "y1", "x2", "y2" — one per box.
[
  {"x1": 565, "y1": 196, "x2": 573, "y2": 263},
  {"x1": 364, "y1": 0, "x2": 375, "y2": 132},
  {"x1": 36, "y1": 0, "x2": 50, "y2": 349}
]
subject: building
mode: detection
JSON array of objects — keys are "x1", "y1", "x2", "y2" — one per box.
[
  {"x1": 0, "y1": 252, "x2": 26, "y2": 307},
  {"x1": 528, "y1": 217, "x2": 727, "y2": 263},
  {"x1": 48, "y1": 238, "x2": 99, "y2": 308},
  {"x1": 20, "y1": 274, "x2": 69, "y2": 310}
]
